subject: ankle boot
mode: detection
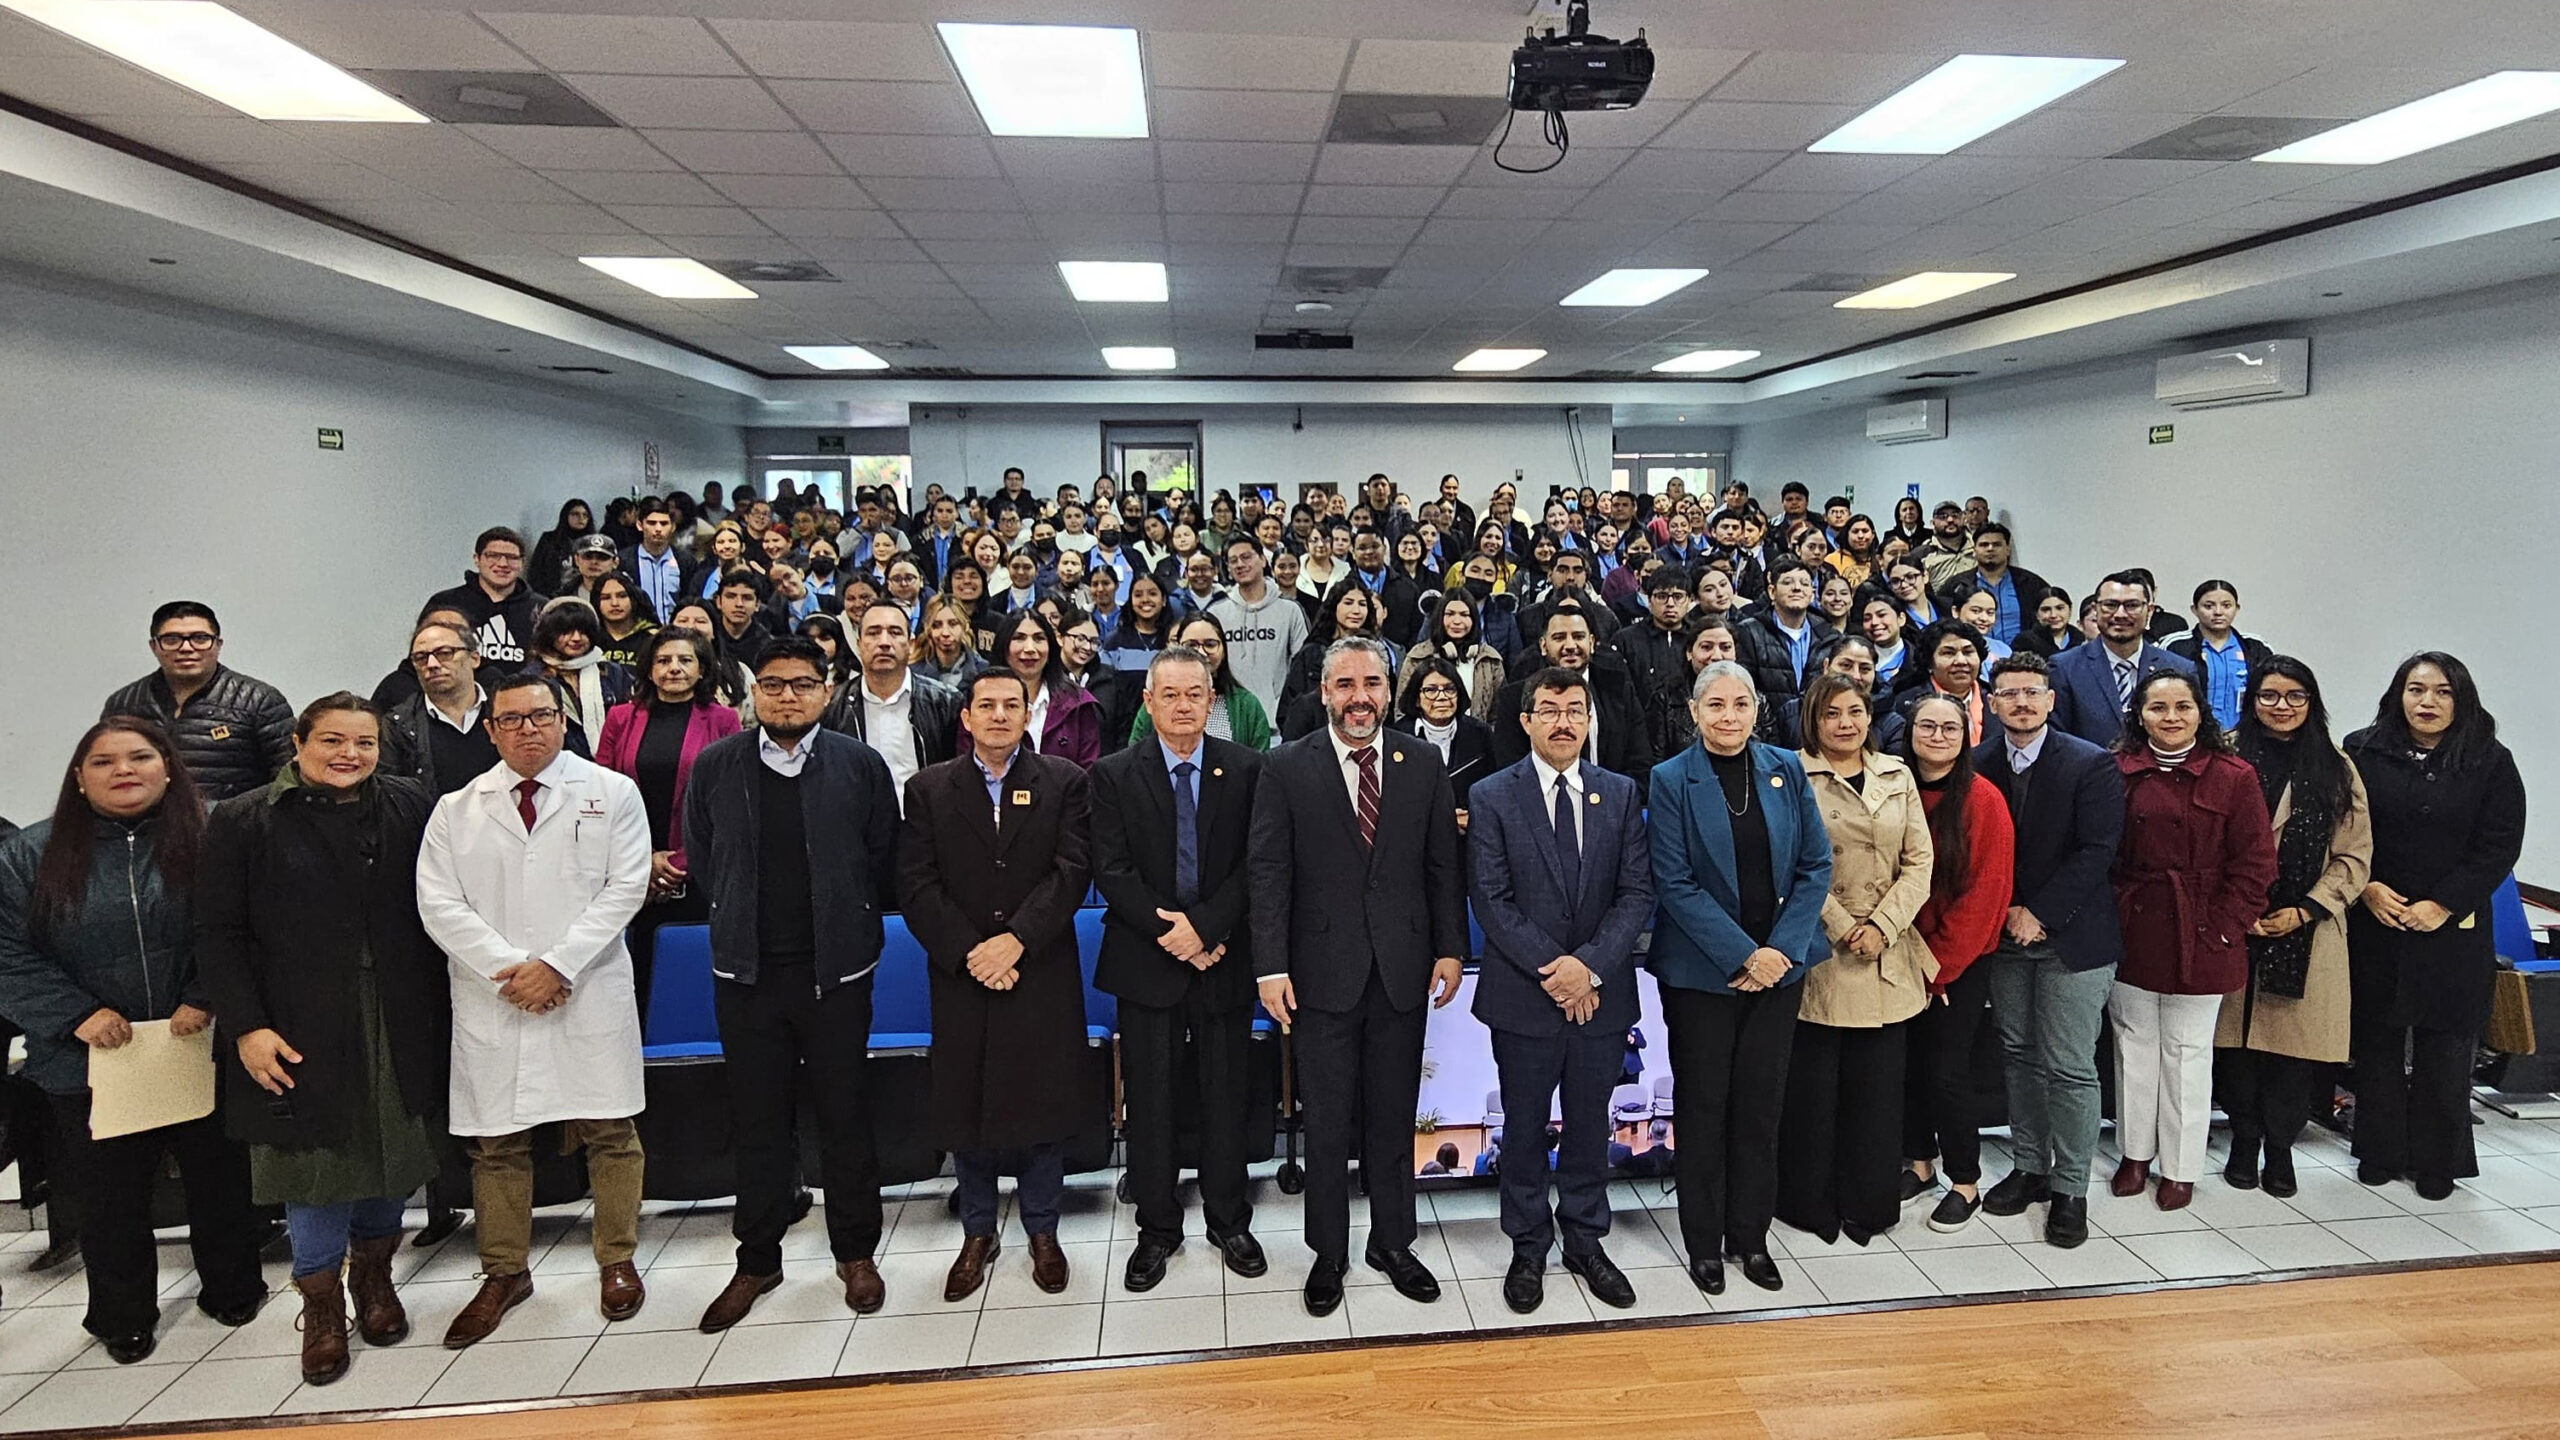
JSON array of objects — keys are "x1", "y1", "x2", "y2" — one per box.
[
  {"x1": 346, "y1": 1235, "x2": 411, "y2": 1346},
  {"x1": 293, "y1": 1270, "x2": 352, "y2": 1385}
]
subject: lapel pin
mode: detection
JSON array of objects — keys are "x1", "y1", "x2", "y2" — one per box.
[
  {"x1": 1213, "y1": 767, "x2": 1225, "y2": 777},
  {"x1": 1588, "y1": 791, "x2": 1600, "y2": 806},
  {"x1": 1011, "y1": 789, "x2": 1032, "y2": 806},
  {"x1": 1771, "y1": 775, "x2": 1785, "y2": 788},
  {"x1": 1391, "y1": 750, "x2": 1404, "y2": 762}
]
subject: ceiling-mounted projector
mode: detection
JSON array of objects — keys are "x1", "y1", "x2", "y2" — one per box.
[{"x1": 1509, "y1": 0, "x2": 1653, "y2": 112}]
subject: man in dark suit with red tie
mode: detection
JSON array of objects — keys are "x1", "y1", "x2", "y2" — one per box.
[
  {"x1": 1088, "y1": 646, "x2": 1267, "y2": 1292},
  {"x1": 1248, "y1": 636, "x2": 1467, "y2": 1318}
]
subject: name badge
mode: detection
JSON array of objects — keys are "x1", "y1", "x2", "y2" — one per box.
[
  {"x1": 208, "y1": 725, "x2": 232, "y2": 741},
  {"x1": 1012, "y1": 790, "x2": 1033, "y2": 806}
]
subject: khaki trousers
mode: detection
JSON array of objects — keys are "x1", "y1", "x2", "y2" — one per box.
[{"x1": 467, "y1": 1118, "x2": 645, "y2": 1276}]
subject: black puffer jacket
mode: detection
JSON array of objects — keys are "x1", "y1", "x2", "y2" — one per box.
[
  {"x1": 0, "y1": 813, "x2": 205, "y2": 1094},
  {"x1": 1731, "y1": 611, "x2": 1841, "y2": 706},
  {"x1": 100, "y1": 668, "x2": 294, "y2": 802}
]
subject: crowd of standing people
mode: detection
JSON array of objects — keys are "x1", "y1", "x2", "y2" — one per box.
[{"x1": 0, "y1": 466, "x2": 2527, "y2": 1386}]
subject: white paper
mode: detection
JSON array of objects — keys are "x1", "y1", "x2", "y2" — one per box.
[{"x1": 85, "y1": 1019, "x2": 217, "y2": 1140}]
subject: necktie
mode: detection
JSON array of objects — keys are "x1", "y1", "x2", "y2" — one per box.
[
  {"x1": 2114, "y1": 656, "x2": 2136, "y2": 708},
  {"x1": 1352, "y1": 745, "x2": 1379, "y2": 850},
  {"x1": 514, "y1": 778, "x2": 540, "y2": 832},
  {"x1": 1171, "y1": 761, "x2": 1200, "y2": 906},
  {"x1": 1553, "y1": 774, "x2": 1582, "y2": 900}
]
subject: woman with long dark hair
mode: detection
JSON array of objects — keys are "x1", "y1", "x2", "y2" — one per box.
[
  {"x1": 529, "y1": 497, "x2": 593, "y2": 595},
  {"x1": 0, "y1": 720, "x2": 265, "y2": 1363},
  {"x1": 1278, "y1": 579, "x2": 1390, "y2": 723},
  {"x1": 594, "y1": 626, "x2": 742, "y2": 1022},
  {"x1": 1392, "y1": 654, "x2": 1494, "y2": 828},
  {"x1": 993, "y1": 608, "x2": 1101, "y2": 767},
  {"x1": 2106, "y1": 671, "x2": 2276, "y2": 1211},
  {"x1": 2013, "y1": 585, "x2": 2082, "y2": 658},
  {"x1": 594, "y1": 573, "x2": 656, "y2": 670},
  {"x1": 1893, "y1": 692, "x2": 2014, "y2": 1232},
  {"x1": 1401, "y1": 590, "x2": 1506, "y2": 720},
  {"x1": 1884, "y1": 496, "x2": 1928, "y2": 555},
  {"x1": 667, "y1": 599, "x2": 753, "y2": 724},
  {"x1": 2344, "y1": 652, "x2": 2526, "y2": 1200},
  {"x1": 2216, "y1": 657, "x2": 2370, "y2": 1198},
  {"x1": 1128, "y1": 613, "x2": 1275, "y2": 752},
  {"x1": 533, "y1": 596, "x2": 634, "y2": 757}
]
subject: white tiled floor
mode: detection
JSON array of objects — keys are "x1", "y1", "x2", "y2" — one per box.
[{"x1": 1, "y1": 1113, "x2": 2557, "y2": 1432}]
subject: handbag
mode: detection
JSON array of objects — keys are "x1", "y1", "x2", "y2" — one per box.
[{"x1": 2486, "y1": 968, "x2": 2538, "y2": 1056}]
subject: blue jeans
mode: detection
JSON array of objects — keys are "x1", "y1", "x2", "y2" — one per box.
[
  {"x1": 1983, "y1": 944, "x2": 2115, "y2": 1197},
  {"x1": 954, "y1": 1144, "x2": 1063, "y2": 1238},
  {"x1": 285, "y1": 1196, "x2": 408, "y2": 1279}
]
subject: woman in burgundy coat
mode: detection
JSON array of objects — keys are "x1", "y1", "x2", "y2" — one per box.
[
  {"x1": 592, "y1": 626, "x2": 741, "y2": 1021},
  {"x1": 2107, "y1": 671, "x2": 2277, "y2": 1211}
]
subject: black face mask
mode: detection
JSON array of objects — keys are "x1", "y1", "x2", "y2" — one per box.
[
  {"x1": 809, "y1": 555, "x2": 838, "y2": 577},
  {"x1": 1463, "y1": 577, "x2": 1492, "y2": 601}
]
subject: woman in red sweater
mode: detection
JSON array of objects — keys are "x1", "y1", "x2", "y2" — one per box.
[
  {"x1": 1893, "y1": 693, "x2": 2014, "y2": 1233},
  {"x1": 2108, "y1": 671, "x2": 2277, "y2": 1211}
]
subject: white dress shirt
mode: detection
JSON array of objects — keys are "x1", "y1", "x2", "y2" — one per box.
[
  {"x1": 758, "y1": 727, "x2": 812, "y2": 777},
  {"x1": 1327, "y1": 725, "x2": 1382, "y2": 815},
  {"x1": 860, "y1": 675, "x2": 920, "y2": 803},
  {"x1": 1532, "y1": 752, "x2": 1584, "y2": 851}
]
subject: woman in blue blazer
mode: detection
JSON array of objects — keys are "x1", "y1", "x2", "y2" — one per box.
[{"x1": 1647, "y1": 660, "x2": 1833, "y2": 1297}]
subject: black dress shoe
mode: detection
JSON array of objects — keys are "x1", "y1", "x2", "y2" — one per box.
[
  {"x1": 788, "y1": 1188, "x2": 815, "y2": 1225},
  {"x1": 1840, "y1": 1219, "x2": 1879, "y2": 1247},
  {"x1": 1364, "y1": 1243, "x2": 1441, "y2": 1303},
  {"x1": 1688, "y1": 1256, "x2": 1725, "y2": 1296},
  {"x1": 1563, "y1": 1249, "x2": 1635, "y2": 1310},
  {"x1": 197, "y1": 1291, "x2": 267, "y2": 1328},
  {"x1": 1982, "y1": 1170, "x2": 2052, "y2": 1217},
  {"x1": 1123, "y1": 1237, "x2": 1178, "y2": 1293},
  {"x1": 414, "y1": 1207, "x2": 465, "y2": 1249},
  {"x1": 1928, "y1": 1188, "x2": 1982, "y2": 1233},
  {"x1": 2262, "y1": 1150, "x2": 2298, "y2": 1199},
  {"x1": 30, "y1": 1238, "x2": 80, "y2": 1273},
  {"x1": 1736, "y1": 1251, "x2": 1784, "y2": 1292},
  {"x1": 1502, "y1": 1256, "x2": 1544, "y2": 1314},
  {"x1": 1302, "y1": 1258, "x2": 1345, "y2": 1317},
  {"x1": 2357, "y1": 1160, "x2": 2401, "y2": 1187},
  {"x1": 2413, "y1": 1172, "x2": 2457, "y2": 1202},
  {"x1": 102, "y1": 1331, "x2": 157, "y2": 1365},
  {"x1": 2223, "y1": 1147, "x2": 2261, "y2": 1190},
  {"x1": 1212, "y1": 1230, "x2": 1268, "y2": 1279},
  {"x1": 2045, "y1": 1194, "x2": 2089, "y2": 1249}
]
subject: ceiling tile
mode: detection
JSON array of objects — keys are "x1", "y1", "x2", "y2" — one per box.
[
  {"x1": 864, "y1": 177, "x2": 1024, "y2": 212},
  {"x1": 478, "y1": 13, "x2": 741, "y2": 76},
  {"x1": 549, "y1": 170, "x2": 734, "y2": 207},
  {"x1": 705, "y1": 174, "x2": 874, "y2": 209},
  {"x1": 1035, "y1": 213, "x2": 1168, "y2": 245},
  {"x1": 1707, "y1": 50, "x2": 1943, "y2": 105},
  {"x1": 1300, "y1": 185, "x2": 1446, "y2": 216},
  {"x1": 1344, "y1": 40, "x2": 1514, "y2": 98},
  {"x1": 603, "y1": 204, "x2": 774, "y2": 236},
  {"x1": 992, "y1": 139, "x2": 1159, "y2": 183},
  {"x1": 464, "y1": 124, "x2": 678, "y2": 171},
  {"x1": 784, "y1": 236, "x2": 928, "y2": 264},
  {"x1": 1757, "y1": 222, "x2": 1917, "y2": 256},
  {"x1": 1655, "y1": 102, "x2": 1859, "y2": 150},
  {"x1": 1413, "y1": 216, "x2": 1548, "y2": 248},
  {"x1": 1290, "y1": 215, "x2": 1424, "y2": 246},
  {"x1": 1154, "y1": 89, "x2": 1337, "y2": 143},
  {"x1": 819, "y1": 135, "x2": 1000, "y2": 179},
  {"x1": 1433, "y1": 187, "x2": 1587, "y2": 219},
  {"x1": 1168, "y1": 213, "x2": 1296, "y2": 243},
  {"x1": 1163, "y1": 182, "x2": 1307, "y2": 214},
  {"x1": 460, "y1": 201, "x2": 634, "y2": 235},
  {"x1": 1819, "y1": 188, "x2": 1991, "y2": 227},
  {"x1": 562, "y1": 76, "x2": 799, "y2": 131},
  {"x1": 1641, "y1": 48, "x2": 1756, "y2": 101},
  {"x1": 1746, "y1": 153, "x2": 1930, "y2": 193},
  {"x1": 1966, "y1": 109, "x2": 2197, "y2": 159},
  {"x1": 642, "y1": 131, "x2": 842, "y2": 177},
  {"x1": 405, "y1": 166, "x2": 580, "y2": 205},
  {"x1": 913, "y1": 239, "x2": 1055, "y2": 264},
  {"x1": 1608, "y1": 150, "x2": 1781, "y2": 192},
  {"x1": 1455, "y1": 144, "x2": 1639, "y2": 189},
  {"x1": 1014, "y1": 179, "x2": 1162, "y2": 213},
  {"x1": 705, "y1": 18, "x2": 950, "y2": 82},
  {"x1": 233, "y1": 3, "x2": 529, "y2": 69},
  {"x1": 1697, "y1": 190, "x2": 1855, "y2": 224},
  {"x1": 1147, "y1": 32, "x2": 1354, "y2": 91},
  {"x1": 1887, "y1": 154, "x2": 2079, "y2": 195},
  {"x1": 1160, "y1": 142, "x2": 1319, "y2": 183},
  {"x1": 1311, "y1": 144, "x2": 1476, "y2": 186},
  {"x1": 772, "y1": 81, "x2": 982, "y2": 135},
  {"x1": 2229, "y1": 64, "x2": 2490, "y2": 121},
  {"x1": 894, "y1": 211, "x2": 1039, "y2": 240}
]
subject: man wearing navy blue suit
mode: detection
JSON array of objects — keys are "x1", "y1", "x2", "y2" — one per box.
[
  {"x1": 2046, "y1": 572, "x2": 2195, "y2": 746},
  {"x1": 1469, "y1": 668, "x2": 1655, "y2": 1314}
]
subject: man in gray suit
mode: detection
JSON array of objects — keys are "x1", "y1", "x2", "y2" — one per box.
[{"x1": 1468, "y1": 667, "x2": 1655, "y2": 1314}]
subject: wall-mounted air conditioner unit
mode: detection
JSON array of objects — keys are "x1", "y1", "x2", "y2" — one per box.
[
  {"x1": 1865, "y1": 397, "x2": 1947, "y2": 445},
  {"x1": 2155, "y1": 339, "x2": 2309, "y2": 410}
]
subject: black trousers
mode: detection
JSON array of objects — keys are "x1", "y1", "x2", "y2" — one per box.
[
  {"x1": 1660, "y1": 982, "x2": 1801, "y2": 1260},
  {"x1": 713, "y1": 968, "x2": 883, "y2": 1274},
  {"x1": 1491, "y1": 1025, "x2": 1621, "y2": 1262},
  {"x1": 1296, "y1": 970, "x2": 1426, "y2": 1265},
  {"x1": 1119, "y1": 983, "x2": 1255, "y2": 1247},
  {"x1": 2349, "y1": 1017, "x2": 2479, "y2": 1181},
  {"x1": 1776, "y1": 1019, "x2": 1909, "y2": 1239},
  {"x1": 1902, "y1": 965, "x2": 1992, "y2": 1185},
  {"x1": 46, "y1": 1092, "x2": 265, "y2": 1339},
  {"x1": 2215, "y1": 1048, "x2": 2323, "y2": 1157}
]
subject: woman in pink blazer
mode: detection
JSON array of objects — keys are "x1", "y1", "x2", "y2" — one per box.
[{"x1": 593, "y1": 626, "x2": 742, "y2": 1021}]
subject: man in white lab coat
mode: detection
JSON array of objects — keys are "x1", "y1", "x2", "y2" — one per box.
[{"x1": 417, "y1": 671, "x2": 652, "y2": 1348}]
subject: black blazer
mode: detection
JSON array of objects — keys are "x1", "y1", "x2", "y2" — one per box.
[
  {"x1": 1394, "y1": 713, "x2": 1496, "y2": 810},
  {"x1": 1972, "y1": 727, "x2": 2126, "y2": 971},
  {"x1": 1487, "y1": 655, "x2": 1654, "y2": 802},
  {"x1": 1247, "y1": 728, "x2": 1466, "y2": 1014},
  {"x1": 1089, "y1": 736, "x2": 1259, "y2": 1011}
]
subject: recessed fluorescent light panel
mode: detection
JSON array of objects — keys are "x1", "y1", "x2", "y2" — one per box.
[
  {"x1": 579, "y1": 257, "x2": 757, "y2": 300},
  {"x1": 1452, "y1": 348, "x2": 1546, "y2": 372},
  {"x1": 784, "y1": 345, "x2": 889, "y2": 371},
  {"x1": 1652, "y1": 349, "x2": 1762, "y2": 374},
  {"x1": 1, "y1": 0, "x2": 428, "y2": 121},
  {"x1": 1810, "y1": 54, "x2": 2123, "y2": 155},
  {"x1": 2254, "y1": 71, "x2": 2560, "y2": 164},
  {"x1": 1560, "y1": 267, "x2": 1708, "y2": 307},
  {"x1": 1101, "y1": 346, "x2": 1176, "y2": 370},
  {"x1": 937, "y1": 22, "x2": 1148, "y2": 139},
  {"x1": 1058, "y1": 261, "x2": 1167, "y2": 302},
  {"x1": 1835, "y1": 271, "x2": 2015, "y2": 310}
]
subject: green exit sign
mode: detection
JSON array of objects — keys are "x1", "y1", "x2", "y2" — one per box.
[
  {"x1": 2147, "y1": 424, "x2": 2174, "y2": 445},
  {"x1": 317, "y1": 428, "x2": 344, "y2": 451}
]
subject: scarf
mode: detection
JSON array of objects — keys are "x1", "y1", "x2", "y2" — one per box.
[
  {"x1": 551, "y1": 648, "x2": 608, "y2": 752},
  {"x1": 1417, "y1": 715, "x2": 1457, "y2": 761},
  {"x1": 2237, "y1": 734, "x2": 2332, "y2": 1000}
]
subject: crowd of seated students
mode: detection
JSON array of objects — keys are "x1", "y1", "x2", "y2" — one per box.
[{"x1": 0, "y1": 466, "x2": 2524, "y2": 1381}]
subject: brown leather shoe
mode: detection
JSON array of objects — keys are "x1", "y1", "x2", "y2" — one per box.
[
  {"x1": 944, "y1": 1235, "x2": 1000, "y2": 1303},
  {"x1": 695, "y1": 1269, "x2": 777, "y2": 1332},
  {"x1": 600, "y1": 1260, "x2": 647, "y2": 1322},
  {"x1": 2110, "y1": 1157, "x2": 2151, "y2": 1198},
  {"x1": 441, "y1": 1271, "x2": 532, "y2": 1350},
  {"x1": 346, "y1": 1235, "x2": 409, "y2": 1346},
  {"x1": 293, "y1": 1270, "x2": 350, "y2": 1385},
  {"x1": 1027, "y1": 1232, "x2": 1069, "y2": 1295},
  {"x1": 838, "y1": 1258, "x2": 885, "y2": 1314},
  {"x1": 2155, "y1": 1179, "x2": 2195, "y2": 1211}
]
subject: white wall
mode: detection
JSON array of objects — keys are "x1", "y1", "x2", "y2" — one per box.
[
  {"x1": 1734, "y1": 277, "x2": 2559, "y2": 876},
  {"x1": 907, "y1": 403, "x2": 1620, "y2": 523},
  {"x1": 0, "y1": 269, "x2": 738, "y2": 822}
]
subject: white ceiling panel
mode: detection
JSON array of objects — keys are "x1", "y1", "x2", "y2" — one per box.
[
  {"x1": 550, "y1": 170, "x2": 734, "y2": 207},
  {"x1": 1154, "y1": 89, "x2": 1336, "y2": 144},
  {"x1": 1343, "y1": 40, "x2": 1515, "y2": 98},
  {"x1": 1639, "y1": 48, "x2": 1755, "y2": 102},
  {"x1": 603, "y1": 204, "x2": 772, "y2": 236},
  {"x1": 643, "y1": 130, "x2": 841, "y2": 177},
  {"x1": 819, "y1": 134, "x2": 998, "y2": 179},
  {"x1": 1706, "y1": 50, "x2": 1943, "y2": 105},
  {"x1": 705, "y1": 174, "x2": 873, "y2": 209},
  {"x1": 233, "y1": 3, "x2": 530, "y2": 70},
  {"x1": 1146, "y1": 33, "x2": 1354, "y2": 92},
  {"x1": 1310, "y1": 144, "x2": 1476, "y2": 186},
  {"x1": 1435, "y1": 187, "x2": 1589, "y2": 219},
  {"x1": 1965, "y1": 109, "x2": 2197, "y2": 159},
  {"x1": 1300, "y1": 184, "x2": 1445, "y2": 216},
  {"x1": 1013, "y1": 179, "x2": 1162, "y2": 213},
  {"x1": 1167, "y1": 213, "x2": 1296, "y2": 243},
  {"x1": 992, "y1": 139, "x2": 1159, "y2": 183},
  {"x1": 770, "y1": 81, "x2": 983, "y2": 136},
  {"x1": 1035, "y1": 212, "x2": 1167, "y2": 245},
  {"x1": 0, "y1": 40, "x2": 230, "y2": 119},
  {"x1": 893, "y1": 210, "x2": 1036, "y2": 239},
  {"x1": 477, "y1": 13, "x2": 741, "y2": 77},
  {"x1": 465, "y1": 125, "x2": 678, "y2": 172},
  {"x1": 1164, "y1": 182, "x2": 1307, "y2": 214},
  {"x1": 860, "y1": 177, "x2": 1020, "y2": 212},
  {"x1": 704, "y1": 18, "x2": 950, "y2": 82},
  {"x1": 1696, "y1": 190, "x2": 1855, "y2": 224},
  {"x1": 1657, "y1": 102, "x2": 1859, "y2": 151},
  {"x1": 1745, "y1": 153, "x2": 1930, "y2": 194},
  {"x1": 1290, "y1": 214, "x2": 1424, "y2": 246},
  {"x1": 1159, "y1": 141, "x2": 1319, "y2": 183},
  {"x1": 563, "y1": 76, "x2": 800, "y2": 132}
]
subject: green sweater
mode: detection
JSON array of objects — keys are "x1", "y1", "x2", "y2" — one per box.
[{"x1": 1128, "y1": 687, "x2": 1273, "y2": 752}]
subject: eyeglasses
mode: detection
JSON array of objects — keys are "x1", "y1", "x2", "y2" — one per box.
[
  {"x1": 2255, "y1": 692, "x2": 2311, "y2": 709},
  {"x1": 753, "y1": 677, "x2": 828, "y2": 698},
  {"x1": 489, "y1": 708, "x2": 562, "y2": 731},
  {"x1": 409, "y1": 645, "x2": 469, "y2": 669},
  {"x1": 1912, "y1": 720, "x2": 1968, "y2": 738},
  {"x1": 1529, "y1": 706, "x2": 1591, "y2": 724},
  {"x1": 2093, "y1": 599, "x2": 2148, "y2": 613},
  {"x1": 1989, "y1": 687, "x2": 2048, "y2": 702},
  {"x1": 1418, "y1": 684, "x2": 1461, "y2": 699},
  {"x1": 478, "y1": 550, "x2": 524, "y2": 564},
  {"x1": 152, "y1": 633, "x2": 220, "y2": 652}
]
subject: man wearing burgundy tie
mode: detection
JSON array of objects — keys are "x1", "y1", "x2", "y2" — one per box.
[
  {"x1": 415, "y1": 672, "x2": 653, "y2": 1347},
  {"x1": 1248, "y1": 637, "x2": 1466, "y2": 1318}
]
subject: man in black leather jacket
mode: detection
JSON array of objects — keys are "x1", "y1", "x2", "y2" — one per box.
[{"x1": 99, "y1": 601, "x2": 291, "y2": 802}]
